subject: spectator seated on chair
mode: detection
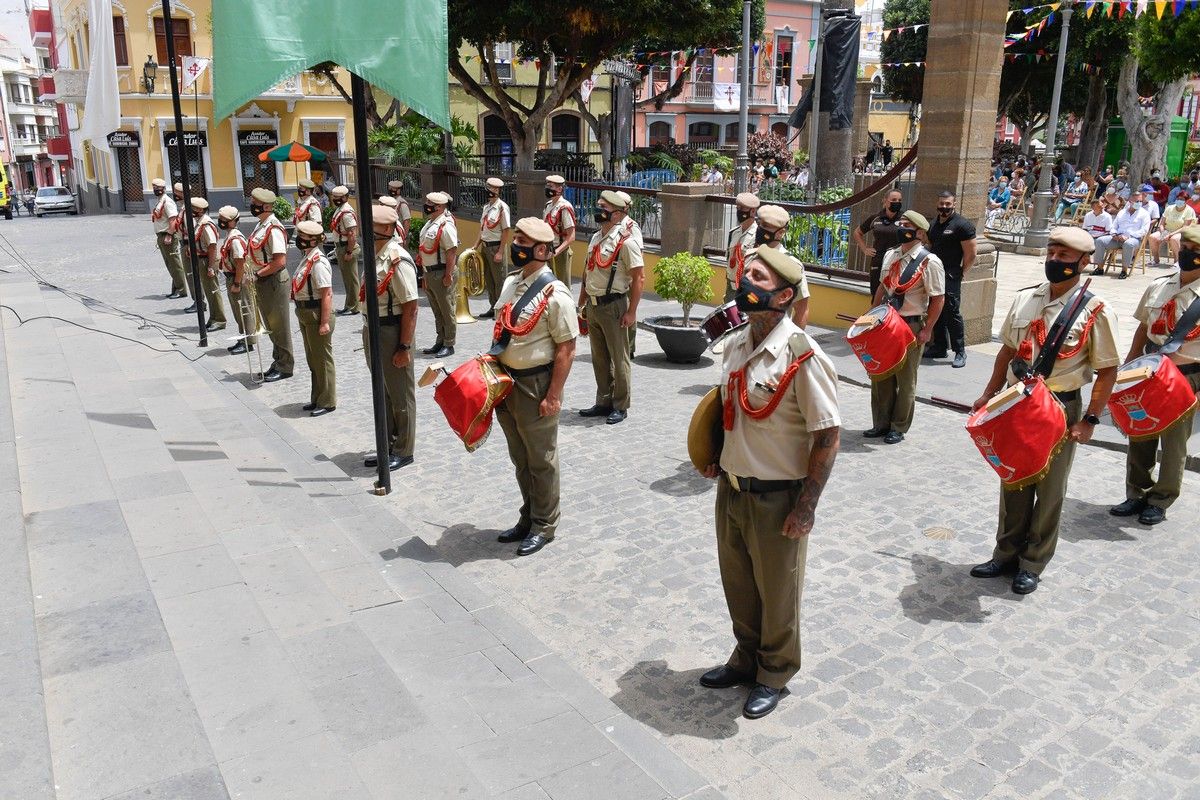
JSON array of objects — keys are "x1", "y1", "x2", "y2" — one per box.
[
  {"x1": 1054, "y1": 175, "x2": 1089, "y2": 222},
  {"x1": 1081, "y1": 199, "x2": 1113, "y2": 248},
  {"x1": 1093, "y1": 191, "x2": 1152, "y2": 278},
  {"x1": 986, "y1": 179, "x2": 1011, "y2": 225},
  {"x1": 1148, "y1": 196, "x2": 1198, "y2": 265}
]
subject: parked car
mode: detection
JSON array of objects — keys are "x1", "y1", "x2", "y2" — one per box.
[{"x1": 34, "y1": 186, "x2": 77, "y2": 217}]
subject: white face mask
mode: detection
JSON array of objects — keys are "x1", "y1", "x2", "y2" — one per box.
[{"x1": 1177, "y1": 200, "x2": 1187, "y2": 209}]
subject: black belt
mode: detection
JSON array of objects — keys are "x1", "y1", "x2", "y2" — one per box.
[
  {"x1": 424, "y1": 264, "x2": 446, "y2": 273},
  {"x1": 1054, "y1": 389, "x2": 1081, "y2": 403},
  {"x1": 379, "y1": 315, "x2": 403, "y2": 326},
  {"x1": 1177, "y1": 363, "x2": 1200, "y2": 376},
  {"x1": 902, "y1": 314, "x2": 926, "y2": 324},
  {"x1": 589, "y1": 293, "x2": 625, "y2": 306},
  {"x1": 726, "y1": 474, "x2": 804, "y2": 493},
  {"x1": 295, "y1": 299, "x2": 321, "y2": 309},
  {"x1": 506, "y1": 363, "x2": 553, "y2": 378}
]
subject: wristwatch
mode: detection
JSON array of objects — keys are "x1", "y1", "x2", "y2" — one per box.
[
  {"x1": 1083, "y1": 413, "x2": 1101, "y2": 425},
  {"x1": 397, "y1": 343, "x2": 411, "y2": 351}
]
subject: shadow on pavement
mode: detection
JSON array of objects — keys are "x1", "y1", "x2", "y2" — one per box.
[
  {"x1": 611, "y1": 660, "x2": 740, "y2": 740},
  {"x1": 273, "y1": 403, "x2": 311, "y2": 420},
  {"x1": 558, "y1": 411, "x2": 610, "y2": 428},
  {"x1": 890, "y1": 552, "x2": 1014, "y2": 624},
  {"x1": 424, "y1": 522, "x2": 521, "y2": 566},
  {"x1": 636, "y1": 354, "x2": 715, "y2": 370},
  {"x1": 677, "y1": 383, "x2": 715, "y2": 397},
  {"x1": 1058, "y1": 498, "x2": 1137, "y2": 543},
  {"x1": 85, "y1": 411, "x2": 156, "y2": 430},
  {"x1": 649, "y1": 462, "x2": 714, "y2": 498}
]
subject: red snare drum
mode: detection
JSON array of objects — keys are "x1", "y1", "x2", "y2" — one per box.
[
  {"x1": 966, "y1": 377, "x2": 1068, "y2": 490},
  {"x1": 433, "y1": 355, "x2": 514, "y2": 452},
  {"x1": 700, "y1": 302, "x2": 747, "y2": 348},
  {"x1": 1107, "y1": 353, "x2": 1199, "y2": 440},
  {"x1": 845, "y1": 304, "x2": 916, "y2": 381}
]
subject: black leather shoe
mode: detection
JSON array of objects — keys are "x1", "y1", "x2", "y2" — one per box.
[
  {"x1": 364, "y1": 453, "x2": 385, "y2": 468},
  {"x1": 883, "y1": 431, "x2": 905, "y2": 444},
  {"x1": 478, "y1": 310, "x2": 495, "y2": 319},
  {"x1": 184, "y1": 303, "x2": 198, "y2": 314},
  {"x1": 606, "y1": 409, "x2": 627, "y2": 425},
  {"x1": 310, "y1": 407, "x2": 335, "y2": 417},
  {"x1": 1090, "y1": 266, "x2": 1105, "y2": 276},
  {"x1": 1138, "y1": 505, "x2": 1166, "y2": 526},
  {"x1": 302, "y1": 403, "x2": 317, "y2": 411},
  {"x1": 1012, "y1": 570, "x2": 1039, "y2": 594},
  {"x1": 579, "y1": 405, "x2": 613, "y2": 418},
  {"x1": 228, "y1": 342, "x2": 248, "y2": 355},
  {"x1": 335, "y1": 308, "x2": 359, "y2": 317},
  {"x1": 389, "y1": 454, "x2": 413, "y2": 471},
  {"x1": 699, "y1": 665, "x2": 752, "y2": 689},
  {"x1": 206, "y1": 321, "x2": 226, "y2": 332},
  {"x1": 516, "y1": 533, "x2": 553, "y2": 556},
  {"x1": 952, "y1": 352, "x2": 967, "y2": 368},
  {"x1": 1117, "y1": 271, "x2": 1129, "y2": 280},
  {"x1": 422, "y1": 343, "x2": 443, "y2": 355},
  {"x1": 1110, "y1": 497, "x2": 1147, "y2": 517},
  {"x1": 743, "y1": 684, "x2": 783, "y2": 719},
  {"x1": 434, "y1": 346, "x2": 454, "y2": 358},
  {"x1": 263, "y1": 370, "x2": 292, "y2": 383},
  {"x1": 863, "y1": 426, "x2": 889, "y2": 438},
  {"x1": 923, "y1": 348, "x2": 948, "y2": 359},
  {"x1": 497, "y1": 526, "x2": 529, "y2": 543},
  {"x1": 970, "y1": 559, "x2": 1011, "y2": 578}
]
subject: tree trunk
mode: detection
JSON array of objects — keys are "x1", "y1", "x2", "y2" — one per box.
[
  {"x1": 1075, "y1": 71, "x2": 1109, "y2": 172},
  {"x1": 1116, "y1": 55, "x2": 1187, "y2": 183}
]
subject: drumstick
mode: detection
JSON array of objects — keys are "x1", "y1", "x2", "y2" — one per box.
[
  {"x1": 930, "y1": 396, "x2": 973, "y2": 413},
  {"x1": 836, "y1": 313, "x2": 859, "y2": 323}
]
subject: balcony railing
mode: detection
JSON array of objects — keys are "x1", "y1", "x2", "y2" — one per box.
[{"x1": 683, "y1": 81, "x2": 782, "y2": 107}]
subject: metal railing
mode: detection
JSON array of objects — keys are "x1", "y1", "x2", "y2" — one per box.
[
  {"x1": 446, "y1": 170, "x2": 517, "y2": 219},
  {"x1": 365, "y1": 160, "x2": 423, "y2": 203},
  {"x1": 565, "y1": 180, "x2": 662, "y2": 246}
]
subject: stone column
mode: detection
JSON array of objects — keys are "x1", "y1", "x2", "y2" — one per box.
[
  {"x1": 813, "y1": 0, "x2": 856, "y2": 189},
  {"x1": 516, "y1": 170, "x2": 548, "y2": 221},
  {"x1": 658, "y1": 182, "x2": 715, "y2": 257},
  {"x1": 853, "y1": 79, "x2": 873, "y2": 164}
]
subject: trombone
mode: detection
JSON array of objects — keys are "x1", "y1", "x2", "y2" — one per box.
[{"x1": 230, "y1": 273, "x2": 267, "y2": 383}]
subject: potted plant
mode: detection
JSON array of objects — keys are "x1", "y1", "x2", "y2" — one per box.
[
  {"x1": 646, "y1": 251, "x2": 714, "y2": 364},
  {"x1": 274, "y1": 196, "x2": 296, "y2": 239}
]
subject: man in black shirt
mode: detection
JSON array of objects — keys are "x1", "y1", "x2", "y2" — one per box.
[
  {"x1": 925, "y1": 190, "x2": 977, "y2": 367},
  {"x1": 852, "y1": 188, "x2": 905, "y2": 297}
]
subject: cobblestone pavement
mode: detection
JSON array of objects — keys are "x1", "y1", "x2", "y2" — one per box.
[{"x1": 6, "y1": 214, "x2": 1199, "y2": 799}]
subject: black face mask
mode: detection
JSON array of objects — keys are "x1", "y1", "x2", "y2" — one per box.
[
  {"x1": 734, "y1": 276, "x2": 788, "y2": 314},
  {"x1": 298, "y1": 190, "x2": 309, "y2": 198},
  {"x1": 595, "y1": 209, "x2": 612, "y2": 224},
  {"x1": 423, "y1": 203, "x2": 435, "y2": 214},
  {"x1": 296, "y1": 238, "x2": 319, "y2": 251},
  {"x1": 754, "y1": 227, "x2": 776, "y2": 247},
  {"x1": 487, "y1": 192, "x2": 499, "y2": 200},
  {"x1": 545, "y1": 188, "x2": 557, "y2": 199},
  {"x1": 1044, "y1": 256, "x2": 1083, "y2": 284},
  {"x1": 250, "y1": 203, "x2": 265, "y2": 217},
  {"x1": 1179, "y1": 248, "x2": 1200, "y2": 273},
  {"x1": 897, "y1": 227, "x2": 918, "y2": 244},
  {"x1": 937, "y1": 206, "x2": 953, "y2": 217},
  {"x1": 390, "y1": 190, "x2": 401, "y2": 198},
  {"x1": 510, "y1": 242, "x2": 538, "y2": 268},
  {"x1": 218, "y1": 219, "x2": 230, "y2": 230},
  {"x1": 888, "y1": 201, "x2": 903, "y2": 213},
  {"x1": 736, "y1": 209, "x2": 753, "y2": 223},
  {"x1": 153, "y1": 188, "x2": 164, "y2": 197}
]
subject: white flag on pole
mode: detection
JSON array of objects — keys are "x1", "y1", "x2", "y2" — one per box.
[
  {"x1": 580, "y1": 77, "x2": 595, "y2": 104},
  {"x1": 181, "y1": 56, "x2": 211, "y2": 92},
  {"x1": 775, "y1": 85, "x2": 789, "y2": 115},
  {"x1": 78, "y1": 0, "x2": 120, "y2": 153},
  {"x1": 713, "y1": 83, "x2": 740, "y2": 112}
]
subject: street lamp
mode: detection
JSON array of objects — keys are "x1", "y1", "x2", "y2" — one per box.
[
  {"x1": 1021, "y1": 6, "x2": 1073, "y2": 250},
  {"x1": 142, "y1": 55, "x2": 158, "y2": 94}
]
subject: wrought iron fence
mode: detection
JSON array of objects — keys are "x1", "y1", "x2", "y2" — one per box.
[
  {"x1": 564, "y1": 179, "x2": 662, "y2": 245},
  {"x1": 446, "y1": 170, "x2": 517, "y2": 220},
  {"x1": 367, "y1": 161, "x2": 423, "y2": 203},
  {"x1": 701, "y1": 195, "x2": 856, "y2": 280}
]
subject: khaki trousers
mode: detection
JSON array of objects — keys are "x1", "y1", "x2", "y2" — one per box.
[
  {"x1": 196, "y1": 257, "x2": 227, "y2": 324},
  {"x1": 551, "y1": 249, "x2": 572, "y2": 287},
  {"x1": 1126, "y1": 372, "x2": 1200, "y2": 510},
  {"x1": 870, "y1": 318, "x2": 923, "y2": 433},
  {"x1": 157, "y1": 236, "x2": 187, "y2": 293},
  {"x1": 993, "y1": 394, "x2": 1082, "y2": 575},
  {"x1": 585, "y1": 294, "x2": 632, "y2": 411},
  {"x1": 495, "y1": 370, "x2": 560, "y2": 538},
  {"x1": 296, "y1": 305, "x2": 336, "y2": 409},
  {"x1": 424, "y1": 268, "x2": 457, "y2": 347},
  {"x1": 255, "y1": 270, "x2": 295, "y2": 375},
  {"x1": 480, "y1": 242, "x2": 506, "y2": 309},
  {"x1": 336, "y1": 242, "x2": 362, "y2": 313},
  {"x1": 224, "y1": 273, "x2": 259, "y2": 347},
  {"x1": 362, "y1": 322, "x2": 416, "y2": 457},
  {"x1": 716, "y1": 477, "x2": 808, "y2": 690}
]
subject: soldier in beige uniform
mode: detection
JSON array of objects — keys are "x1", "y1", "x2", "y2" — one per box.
[
  {"x1": 362, "y1": 205, "x2": 419, "y2": 472},
  {"x1": 386, "y1": 179, "x2": 413, "y2": 229},
  {"x1": 578, "y1": 190, "x2": 643, "y2": 425},
  {"x1": 756, "y1": 205, "x2": 811, "y2": 328},
  {"x1": 971, "y1": 226, "x2": 1120, "y2": 594},
  {"x1": 247, "y1": 188, "x2": 294, "y2": 382},
  {"x1": 867, "y1": 211, "x2": 945, "y2": 444},
  {"x1": 150, "y1": 178, "x2": 187, "y2": 298},
  {"x1": 543, "y1": 174, "x2": 576, "y2": 287},
  {"x1": 493, "y1": 218, "x2": 579, "y2": 556},
  {"x1": 216, "y1": 206, "x2": 256, "y2": 355},
  {"x1": 292, "y1": 220, "x2": 336, "y2": 416},
  {"x1": 697, "y1": 246, "x2": 841, "y2": 720},
  {"x1": 1109, "y1": 225, "x2": 1200, "y2": 526},
  {"x1": 174, "y1": 183, "x2": 201, "y2": 313},
  {"x1": 189, "y1": 197, "x2": 227, "y2": 331},
  {"x1": 329, "y1": 186, "x2": 362, "y2": 316},
  {"x1": 725, "y1": 192, "x2": 761, "y2": 303},
  {"x1": 377, "y1": 195, "x2": 404, "y2": 239},
  {"x1": 416, "y1": 191, "x2": 459, "y2": 357},
  {"x1": 473, "y1": 176, "x2": 512, "y2": 318},
  {"x1": 292, "y1": 178, "x2": 322, "y2": 230}
]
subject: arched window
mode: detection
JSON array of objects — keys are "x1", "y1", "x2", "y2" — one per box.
[
  {"x1": 771, "y1": 122, "x2": 789, "y2": 139},
  {"x1": 550, "y1": 114, "x2": 580, "y2": 152},
  {"x1": 648, "y1": 121, "x2": 671, "y2": 146},
  {"x1": 725, "y1": 122, "x2": 740, "y2": 145},
  {"x1": 688, "y1": 122, "x2": 718, "y2": 144}
]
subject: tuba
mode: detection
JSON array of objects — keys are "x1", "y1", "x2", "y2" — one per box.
[{"x1": 454, "y1": 246, "x2": 487, "y2": 324}]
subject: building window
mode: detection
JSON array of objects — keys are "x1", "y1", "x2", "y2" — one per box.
[
  {"x1": 112, "y1": 16, "x2": 128, "y2": 66},
  {"x1": 550, "y1": 114, "x2": 580, "y2": 151},
  {"x1": 491, "y1": 42, "x2": 513, "y2": 82},
  {"x1": 693, "y1": 51, "x2": 714, "y2": 84},
  {"x1": 774, "y1": 35, "x2": 794, "y2": 89},
  {"x1": 153, "y1": 17, "x2": 192, "y2": 65},
  {"x1": 687, "y1": 121, "x2": 719, "y2": 144},
  {"x1": 648, "y1": 120, "x2": 671, "y2": 146},
  {"x1": 725, "y1": 122, "x2": 739, "y2": 145}
]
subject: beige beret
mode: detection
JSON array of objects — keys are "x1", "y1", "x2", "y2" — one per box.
[
  {"x1": 757, "y1": 204, "x2": 790, "y2": 230},
  {"x1": 387, "y1": 180, "x2": 403, "y2": 191},
  {"x1": 902, "y1": 210, "x2": 930, "y2": 232},
  {"x1": 599, "y1": 189, "x2": 628, "y2": 210},
  {"x1": 486, "y1": 177, "x2": 505, "y2": 189},
  {"x1": 330, "y1": 185, "x2": 349, "y2": 198},
  {"x1": 295, "y1": 220, "x2": 324, "y2": 238},
  {"x1": 173, "y1": 182, "x2": 184, "y2": 194},
  {"x1": 377, "y1": 196, "x2": 399, "y2": 209},
  {"x1": 217, "y1": 205, "x2": 240, "y2": 222},
  {"x1": 298, "y1": 178, "x2": 316, "y2": 190},
  {"x1": 515, "y1": 217, "x2": 555, "y2": 244},
  {"x1": 735, "y1": 192, "x2": 761, "y2": 209},
  {"x1": 546, "y1": 174, "x2": 566, "y2": 185},
  {"x1": 614, "y1": 190, "x2": 633, "y2": 207},
  {"x1": 754, "y1": 245, "x2": 806, "y2": 287},
  {"x1": 1180, "y1": 226, "x2": 1200, "y2": 247},
  {"x1": 189, "y1": 197, "x2": 209, "y2": 211},
  {"x1": 251, "y1": 187, "x2": 276, "y2": 205},
  {"x1": 371, "y1": 205, "x2": 398, "y2": 226},
  {"x1": 425, "y1": 191, "x2": 451, "y2": 206},
  {"x1": 151, "y1": 178, "x2": 166, "y2": 188},
  {"x1": 1048, "y1": 225, "x2": 1096, "y2": 255}
]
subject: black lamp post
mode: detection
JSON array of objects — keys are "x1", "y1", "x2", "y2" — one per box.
[{"x1": 142, "y1": 55, "x2": 158, "y2": 94}]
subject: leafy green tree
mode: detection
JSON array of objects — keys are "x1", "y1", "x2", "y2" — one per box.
[{"x1": 879, "y1": 0, "x2": 928, "y2": 105}]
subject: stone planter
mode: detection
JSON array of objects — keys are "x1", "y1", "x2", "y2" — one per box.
[{"x1": 646, "y1": 315, "x2": 708, "y2": 364}]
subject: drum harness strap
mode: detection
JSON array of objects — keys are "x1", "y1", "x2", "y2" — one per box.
[
  {"x1": 488, "y1": 271, "x2": 556, "y2": 359},
  {"x1": 1152, "y1": 294, "x2": 1200, "y2": 356},
  {"x1": 359, "y1": 241, "x2": 415, "y2": 319},
  {"x1": 884, "y1": 246, "x2": 930, "y2": 312},
  {"x1": 586, "y1": 229, "x2": 631, "y2": 304},
  {"x1": 1016, "y1": 284, "x2": 1095, "y2": 383}
]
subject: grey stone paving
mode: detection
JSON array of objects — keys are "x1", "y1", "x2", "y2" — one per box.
[{"x1": 2, "y1": 214, "x2": 1199, "y2": 799}]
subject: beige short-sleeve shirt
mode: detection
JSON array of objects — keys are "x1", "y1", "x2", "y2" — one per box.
[
  {"x1": 480, "y1": 199, "x2": 512, "y2": 244},
  {"x1": 543, "y1": 197, "x2": 576, "y2": 245},
  {"x1": 220, "y1": 231, "x2": 247, "y2": 272},
  {"x1": 495, "y1": 266, "x2": 578, "y2": 371},
  {"x1": 195, "y1": 215, "x2": 219, "y2": 250},
  {"x1": 1134, "y1": 273, "x2": 1200, "y2": 365},
  {"x1": 621, "y1": 217, "x2": 644, "y2": 249},
  {"x1": 152, "y1": 195, "x2": 177, "y2": 234},
  {"x1": 249, "y1": 215, "x2": 288, "y2": 267},
  {"x1": 719, "y1": 318, "x2": 841, "y2": 480},
  {"x1": 333, "y1": 202, "x2": 358, "y2": 241},
  {"x1": 726, "y1": 224, "x2": 757, "y2": 285},
  {"x1": 294, "y1": 198, "x2": 322, "y2": 226},
  {"x1": 881, "y1": 246, "x2": 946, "y2": 317},
  {"x1": 1001, "y1": 283, "x2": 1121, "y2": 392},
  {"x1": 311, "y1": 254, "x2": 333, "y2": 291},
  {"x1": 372, "y1": 236, "x2": 419, "y2": 314},
  {"x1": 584, "y1": 225, "x2": 644, "y2": 298},
  {"x1": 418, "y1": 214, "x2": 458, "y2": 267}
]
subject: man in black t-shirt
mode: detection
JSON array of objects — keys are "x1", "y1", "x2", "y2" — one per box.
[
  {"x1": 852, "y1": 188, "x2": 905, "y2": 296},
  {"x1": 926, "y1": 190, "x2": 977, "y2": 367}
]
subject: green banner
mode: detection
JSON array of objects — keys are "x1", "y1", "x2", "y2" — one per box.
[{"x1": 211, "y1": 0, "x2": 450, "y2": 129}]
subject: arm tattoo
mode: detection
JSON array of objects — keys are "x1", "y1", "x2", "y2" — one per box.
[{"x1": 797, "y1": 426, "x2": 839, "y2": 517}]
